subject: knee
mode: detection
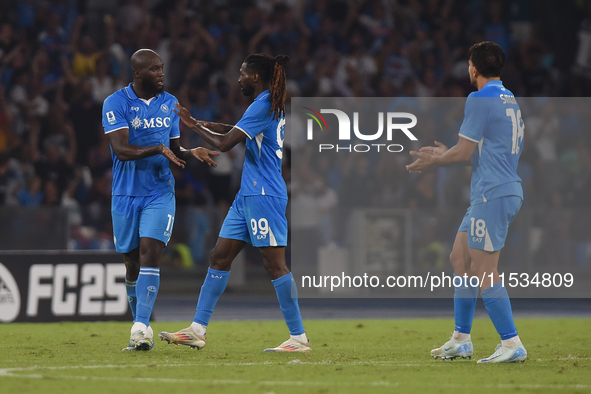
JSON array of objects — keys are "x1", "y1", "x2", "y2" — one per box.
[
  {"x1": 449, "y1": 250, "x2": 468, "y2": 273},
  {"x1": 449, "y1": 250, "x2": 461, "y2": 267},
  {"x1": 124, "y1": 262, "x2": 140, "y2": 280},
  {"x1": 263, "y1": 260, "x2": 290, "y2": 280},
  {"x1": 269, "y1": 265, "x2": 290, "y2": 280},
  {"x1": 210, "y1": 249, "x2": 231, "y2": 271},
  {"x1": 139, "y1": 245, "x2": 163, "y2": 267},
  {"x1": 124, "y1": 253, "x2": 140, "y2": 279}
]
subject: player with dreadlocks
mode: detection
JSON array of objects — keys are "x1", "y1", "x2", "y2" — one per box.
[{"x1": 159, "y1": 54, "x2": 311, "y2": 352}]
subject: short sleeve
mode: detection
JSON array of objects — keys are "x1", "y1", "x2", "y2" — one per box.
[
  {"x1": 235, "y1": 100, "x2": 270, "y2": 139},
  {"x1": 170, "y1": 105, "x2": 180, "y2": 139},
  {"x1": 102, "y1": 94, "x2": 128, "y2": 133},
  {"x1": 458, "y1": 94, "x2": 489, "y2": 143}
]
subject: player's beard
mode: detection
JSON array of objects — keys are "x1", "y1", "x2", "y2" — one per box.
[
  {"x1": 240, "y1": 83, "x2": 255, "y2": 97},
  {"x1": 143, "y1": 78, "x2": 164, "y2": 96}
]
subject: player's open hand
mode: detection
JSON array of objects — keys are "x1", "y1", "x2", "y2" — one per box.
[
  {"x1": 419, "y1": 141, "x2": 448, "y2": 156},
  {"x1": 406, "y1": 150, "x2": 437, "y2": 174},
  {"x1": 191, "y1": 147, "x2": 220, "y2": 167},
  {"x1": 195, "y1": 120, "x2": 212, "y2": 129},
  {"x1": 161, "y1": 144, "x2": 186, "y2": 169},
  {"x1": 173, "y1": 102, "x2": 198, "y2": 129}
]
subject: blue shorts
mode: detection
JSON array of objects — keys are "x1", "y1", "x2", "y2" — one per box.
[
  {"x1": 111, "y1": 192, "x2": 176, "y2": 253},
  {"x1": 458, "y1": 196, "x2": 522, "y2": 252},
  {"x1": 219, "y1": 194, "x2": 288, "y2": 247}
]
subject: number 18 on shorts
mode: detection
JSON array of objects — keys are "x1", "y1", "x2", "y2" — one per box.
[{"x1": 459, "y1": 196, "x2": 522, "y2": 252}]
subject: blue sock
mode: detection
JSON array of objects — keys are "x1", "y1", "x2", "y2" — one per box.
[
  {"x1": 135, "y1": 267, "x2": 160, "y2": 326},
  {"x1": 193, "y1": 268, "x2": 230, "y2": 326},
  {"x1": 453, "y1": 274, "x2": 479, "y2": 334},
  {"x1": 273, "y1": 273, "x2": 305, "y2": 336},
  {"x1": 125, "y1": 279, "x2": 137, "y2": 321},
  {"x1": 481, "y1": 281, "x2": 518, "y2": 340}
]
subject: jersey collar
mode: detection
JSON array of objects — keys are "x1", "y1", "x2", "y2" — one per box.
[
  {"x1": 125, "y1": 83, "x2": 160, "y2": 105},
  {"x1": 483, "y1": 80, "x2": 503, "y2": 89},
  {"x1": 255, "y1": 90, "x2": 270, "y2": 101}
]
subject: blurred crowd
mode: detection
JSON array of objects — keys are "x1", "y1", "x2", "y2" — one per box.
[{"x1": 0, "y1": 0, "x2": 590, "y2": 263}]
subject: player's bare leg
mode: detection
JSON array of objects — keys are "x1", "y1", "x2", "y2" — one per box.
[
  {"x1": 123, "y1": 247, "x2": 140, "y2": 321},
  {"x1": 209, "y1": 237, "x2": 246, "y2": 271},
  {"x1": 124, "y1": 248, "x2": 140, "y2": 280},
  {"x1": 469, "y1": 248, "x2": 501, "y2": 291},
  {"x1": 450, "y1": 232, "x2": 472, "y2": 277},
  {"x1": 159, "y1": 238, "x2": 245, "y2": 349},
  {"x1": 259, "y1": 246, "x2": 290, "y2": 280},
  {"x1": 139, "y1": 237, "x2": 165, "y2": 268}
]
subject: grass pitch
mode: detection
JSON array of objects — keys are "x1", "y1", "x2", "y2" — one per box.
[{"x1": 1, "y1": 318, "x2": 590, "y2": 394}]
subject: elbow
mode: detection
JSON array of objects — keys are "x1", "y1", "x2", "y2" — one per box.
[
  {"x1": 111, "y1": 149, "x2": 129, "y2": 162},
  {"x1": 115, "y1": 155, "x2": 130, "y2": 162},
  {"x1": 218, "y1": 142, "x2": 233, "y2": 153},
  {"x1": 454, "y1": 146, "x2": 475, "y2": 163},
  {"x1": 459, "y1": 151, "x2": 473, "y2": 162}
]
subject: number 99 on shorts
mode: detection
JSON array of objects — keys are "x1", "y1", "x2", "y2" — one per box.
[{"x1": 251, "y1": 218, "x2": 269, "y2": 240}]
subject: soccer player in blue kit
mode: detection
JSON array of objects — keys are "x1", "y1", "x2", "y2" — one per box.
[
  {"x1": 406, "y1": 42, "x2": 527, "y2": 363},
  {"x1": 159, "y1": 54, "x2": 311, "y2": 352},
  {"x1": 102, "y1": 49, "x2": 219, "y2": 351}
]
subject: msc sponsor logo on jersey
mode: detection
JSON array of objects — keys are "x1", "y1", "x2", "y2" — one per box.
[
  {"x1": 131, "y1": 116, "x2": 172, "y2": 129},
  {"x1": 106, "y1": 111, "x2": 116, "y2": 124}
]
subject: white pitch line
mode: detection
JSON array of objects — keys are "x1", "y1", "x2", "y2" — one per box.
[
  {"x1": 0, "y1": 355, "x2": 588, "y2": 376},
  {"x1": 1, "y1": 355, "x2": 589, "y2": 372},
  {"x1": 0, "y1": 360, "x2": 427, "y2": 374},
  {"x1": 0, "y1": 367, "x2": 398, "y2": 387},
  {"x1": 1, "y1": 357, "x2": 589, "y2": 388},
  {"x1": 1, "y1": 370, "x2": 589, "y2": 390}
]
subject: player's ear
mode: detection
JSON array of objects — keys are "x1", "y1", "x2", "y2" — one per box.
[{"x1": 252, "y1": 73, "x2": 259, "y2": 83}]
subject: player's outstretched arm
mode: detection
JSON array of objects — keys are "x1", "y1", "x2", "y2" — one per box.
[
  {"x1": 174, "y1": 103, "x2": 247, "y2": 152},
  {"x1": 174, "y1": 103, "x2": 233, "y2": 133},
  {"x1": 106, "y1": 127, "x2": 186, "y2": 168},
  {"x1": 169, "y1": 138, "x2": 219, "y2": 167},
  {"x1": 197, "y1": 120, "x2": 234, "y2": 134},
  {"x1": 406, "y1": 137, "x2": 476, "y2": 173}
]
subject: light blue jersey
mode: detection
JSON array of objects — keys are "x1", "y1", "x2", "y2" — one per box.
[
  {"x1": 458, "y1": 81, "x2": 524, "y2": 205},
  {"x1": 235, "y1": 90, "x2": 287, "y2": 198},
  {"x1": 102, "y1": 83, "x2": 180, "y2": 197}
]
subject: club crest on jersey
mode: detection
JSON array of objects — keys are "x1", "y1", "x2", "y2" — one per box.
[{"x1": 160, "y1": 104, "x2": 169, "y2": 113}]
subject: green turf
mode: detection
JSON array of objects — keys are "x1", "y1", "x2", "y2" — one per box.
[{"x1": 1, "y1": 318, "x2": 590, "y2": 394}]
